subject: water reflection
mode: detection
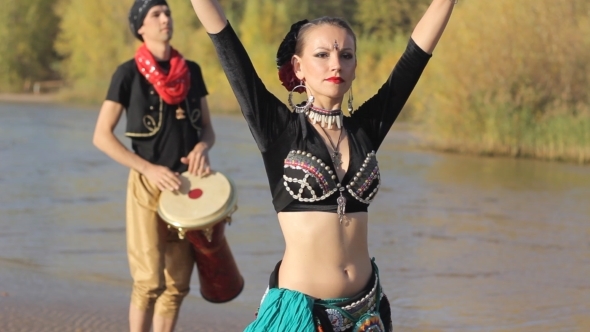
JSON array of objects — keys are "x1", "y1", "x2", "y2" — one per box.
[
  {"x1": 0, "y1": 102, "x2": 588, "y2": 331},
  {"x1": 371, "y1": 142, "x2": 590, "y2": 331}
]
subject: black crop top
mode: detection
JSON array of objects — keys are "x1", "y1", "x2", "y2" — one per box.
[{"x1": 209, "y1": 23, "x2": 431, "y2": 213}]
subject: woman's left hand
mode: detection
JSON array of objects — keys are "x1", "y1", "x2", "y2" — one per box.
[{"x1": 180, "y1": 142, "x2": 211, "y2": 176}]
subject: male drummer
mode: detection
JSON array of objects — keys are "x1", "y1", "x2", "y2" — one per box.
[{"x1": 92, "y1": 0, "x2": 215, "y2": 331}]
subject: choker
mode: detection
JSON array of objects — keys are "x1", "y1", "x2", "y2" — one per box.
[{"x1": 307, "y1": 106, "x2": 344, "y2": 129}]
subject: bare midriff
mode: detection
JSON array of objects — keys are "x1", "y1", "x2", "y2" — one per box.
[{"x1": 277, "y1": 210, "x2": 372, "y2": 299}]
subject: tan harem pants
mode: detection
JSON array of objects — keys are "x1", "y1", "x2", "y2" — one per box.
[{"x1": 126, "y1": 169, "x2": 194, "y2": 317}]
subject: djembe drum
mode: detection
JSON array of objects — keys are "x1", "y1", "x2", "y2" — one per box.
[{"x1": 158, "y1": 171, "x2": 244, "y2": 303}]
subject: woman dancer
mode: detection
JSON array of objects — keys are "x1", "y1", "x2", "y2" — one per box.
[{"x1": 189, "y1": 0, "x2": 455, "y2": 330}]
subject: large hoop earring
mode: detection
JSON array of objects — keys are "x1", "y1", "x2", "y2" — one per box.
[
  {"x1": 288, "y1": 83, "x2": 314, "y2": 114},
  {"x1": 347, "y1": 86, "x2": 354, "y2": 113}
]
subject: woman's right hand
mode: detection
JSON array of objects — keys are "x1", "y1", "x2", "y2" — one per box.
[
  {"x1": 189, "y1": 0, "x2": 228, "y2": 34},
  {"x1": 142, "y1": 164, "x2": 181, "y2": 191}
]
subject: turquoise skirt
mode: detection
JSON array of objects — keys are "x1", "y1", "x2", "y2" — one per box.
[
  {"x1": 243, "y1": 259, "x2": 387, "y2": 332},
  {"x1": 243, "y1": 287, "x2": 316, "y2": 332}
]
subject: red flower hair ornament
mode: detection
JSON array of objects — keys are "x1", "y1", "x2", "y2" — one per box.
[
  {"x1": 276, "y1": 19, "x2": 309, "y2": 94},
  {"x1": 278, "y1": 62, "x2": 305, "y2": 93}
]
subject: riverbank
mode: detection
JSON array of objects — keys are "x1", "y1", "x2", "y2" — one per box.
[
  {"x1": 1, "y1": 93, "x2": 588, "y2": 166},
  {"x1": 0, "y1": 92, "x2": 58, "y2": 104}
]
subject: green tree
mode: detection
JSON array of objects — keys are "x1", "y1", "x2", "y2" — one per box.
[
  {"x1": 56, "y1": 0, "x2": 136, "y2": 102},
  {"x1": 239, "y1": 0, "x2": 290, "y2": 45},
  {"x1": 354, "y1": 0, "x2": 430, "y2": 39},
  {"x1": 0, "y1": 0, "x2": 60, "y2": 92},
  {"x1": 219, "y1": 0, "x2": 246, "y2": 26},
  {"x1": 235, "y1": 0, "x2": 291, "y2": 93},
  {"x1": 307, "y1": 0, "x2": 356, "y2": 23}
]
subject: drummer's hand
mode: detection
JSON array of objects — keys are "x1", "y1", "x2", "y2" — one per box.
[
  {"x1": 180, "y1": 142, "x2": 211, "y2": 177},
  {"x1": 143, "y1": 164, "x2": 181, "y2": 191}
]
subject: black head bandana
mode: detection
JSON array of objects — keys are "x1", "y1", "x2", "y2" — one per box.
[{"x1": 128, "y1": 0, "x2": 169, "y2": 41}]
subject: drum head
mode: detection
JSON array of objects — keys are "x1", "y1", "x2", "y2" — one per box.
[{"x1": 158, "y1": 171, "x2": 237, "y2": 231}]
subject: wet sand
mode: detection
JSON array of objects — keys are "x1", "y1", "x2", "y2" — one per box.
[{"x1": 0, "y1": 259, "x2": 253, "y2": 331}]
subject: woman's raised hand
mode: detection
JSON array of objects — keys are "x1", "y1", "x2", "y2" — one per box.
[
  {"x1": 189, "y1": 0, "x2": 228, "y2": 34},
  {"x1": 411, "y1": 0, "x2": 456, "y2": 54}
]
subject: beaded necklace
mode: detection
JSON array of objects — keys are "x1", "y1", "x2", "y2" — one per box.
[{"x1": 307, "y1": 105, "x2": 344, "y2": 129}]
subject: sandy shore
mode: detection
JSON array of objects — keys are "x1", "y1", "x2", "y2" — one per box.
[
  {"x1": 0, "y1": 93, "x2": 58, "y2": 104},
  {"x1": 0, "y1": 260, "x2": 253, "y2": 332}
]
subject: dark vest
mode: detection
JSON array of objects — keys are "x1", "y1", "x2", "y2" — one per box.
[{"x1": 124, "y1": 70, "x2": 203, "y2": 139}]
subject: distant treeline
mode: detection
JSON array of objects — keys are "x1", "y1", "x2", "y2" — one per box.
[
  {"x1": 0, "y1": 0, "x2": 429, "y2": 95},
  {"x1": 1, "y1": 0, "x2": 588, "y2": 163}
]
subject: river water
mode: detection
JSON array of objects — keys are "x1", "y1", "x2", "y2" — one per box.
[{"x1": 0, "y1": 102, "x2": 588, "y2": 331}]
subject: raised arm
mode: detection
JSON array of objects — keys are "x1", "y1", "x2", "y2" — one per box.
[
  {"x1": 189, "y1": 0, "x2": 227, "y2": 34},
  {"x1": 351, "y1": 1, "x2": 456, "y2": 149},
  {"x1": 189, "y1": 0, "x2": 291, "y2": 152},
  {"x1": 411, "y1": 0, "x2": 456, "y2": 54}
]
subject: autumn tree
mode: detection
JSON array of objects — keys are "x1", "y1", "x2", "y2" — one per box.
[
  {"x1": 55, "y1": 0, "x2": 136, "y2": 101},
  {"x1": 0, "y1": 0, "x2": 60, "y2": 92},
  {"x1": 354, "y1": 0, "x2": 430, "y2": 39}
]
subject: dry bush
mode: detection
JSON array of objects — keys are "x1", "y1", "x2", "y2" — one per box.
[{"x1": 413, "y1": 0, "x2": 590, "y2": 163}]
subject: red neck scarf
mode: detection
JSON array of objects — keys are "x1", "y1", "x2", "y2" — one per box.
[{"x1": 135, "y1": 44, "x2": 190, "y2": 105}]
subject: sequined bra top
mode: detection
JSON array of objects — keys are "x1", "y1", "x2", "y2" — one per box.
[{"x1": 282, "y1": 149, "x2": 380, "y2": 215}]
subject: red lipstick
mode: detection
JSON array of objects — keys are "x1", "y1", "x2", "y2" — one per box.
[{"x1": 326, "y1": 77, "x2": 345, "y2": 84}]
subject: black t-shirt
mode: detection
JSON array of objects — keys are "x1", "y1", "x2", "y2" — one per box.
[{"x1": 106, "y1": 58, "x2": 208, "y2": 172}]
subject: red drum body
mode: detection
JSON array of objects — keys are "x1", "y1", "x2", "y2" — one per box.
[
  {"x1": 185, "y1": 221, "x2": 244, "y2": 303},
  {"x1": 158, "y1": 171, "x2": 243, "y2": 303}
]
